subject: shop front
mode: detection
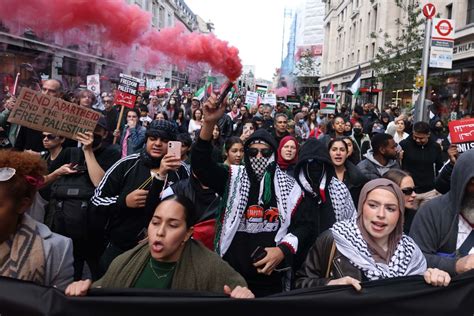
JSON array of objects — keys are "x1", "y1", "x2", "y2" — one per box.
[{"x1": 426, "y1": 35, "x2": 474, "y2": 121}]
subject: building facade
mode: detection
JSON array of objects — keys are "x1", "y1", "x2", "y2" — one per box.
[
  {"x1": 428, "y1": 0, "x2": 474, "y2": 120},
  {"x1": 0, "y1": 0, "x2": 211, "y2": 99},
  {"x1": 319, "y1": 0, "x2": 474, "y2": 115}
]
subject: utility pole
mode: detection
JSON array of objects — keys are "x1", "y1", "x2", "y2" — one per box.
[{"x1": 416, "y1": 3, "x2": 436, "y2": 122}]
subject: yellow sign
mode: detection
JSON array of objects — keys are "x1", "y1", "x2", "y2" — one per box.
[{"x1": 415, "y1": 75, "x2": 424, "y2": 88}]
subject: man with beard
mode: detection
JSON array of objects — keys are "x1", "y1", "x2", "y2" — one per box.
[
  {"x1": 92, "y1": 120, "x2": 189, "y2": 273},
  {"x1": 410, "y1": 149, "x2": 474, "y2": 276},
  {"x1": 191, "y1": 94, "x2": 311, "y2": 297},
  {"x1": 357, "y1": 133, "x2": 400, "y2": 180}
]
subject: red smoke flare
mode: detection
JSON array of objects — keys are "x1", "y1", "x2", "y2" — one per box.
[{"x1": 0, "y1": 0, "x2": 242, "y2": 80}]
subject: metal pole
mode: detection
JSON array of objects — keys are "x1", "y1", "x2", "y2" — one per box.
[{"x1": 415, "y1": 18, "x2": 432, "y2": 122}]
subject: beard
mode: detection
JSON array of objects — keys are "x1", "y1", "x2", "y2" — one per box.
[{"x1": 461, "y1": 194, "x2": 474, "y2": 224}]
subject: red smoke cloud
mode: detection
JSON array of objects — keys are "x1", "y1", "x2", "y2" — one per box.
[
  {"x1": 275, "y1": 87, "x2": 290, "y2": 97},
  {"x1": 141, "y1": 25, "x2": 242, "y2": 81},
  {"x1": 0, "y1": 0, "x2": 242, "y2": 80}
]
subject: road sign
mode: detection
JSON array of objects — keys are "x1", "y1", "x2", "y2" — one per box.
[
  {"x1": 429, "y1": 18, "x2": 455, "y2": 69},
  {"x1": 432, "y1": 18, "x2": 454, "y2": 40},
  {"x1": 423, "y1": 3, "x2": 436, "y2": 19}
]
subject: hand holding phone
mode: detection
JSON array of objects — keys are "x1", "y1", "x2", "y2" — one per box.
[
  {"x1": 167, "y1": 141, "x2": 182, "y2": 158},
  {"x1": 251, "y1": 246, "x2": 268, "y2": 264}
]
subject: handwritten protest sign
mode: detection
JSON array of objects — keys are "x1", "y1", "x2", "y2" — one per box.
[
  {"x1": 245, "y1": 91, "x2": 259, "y2": 106},
  {"x1": 8, "y1": 88, "x2": 101, "y2": 140},
  {"x1": 114, "y1": 74, "x2": 139, "y2": 108},
  {"x1": 448, "y1": 118, "x2": 474, "y2": 153}
]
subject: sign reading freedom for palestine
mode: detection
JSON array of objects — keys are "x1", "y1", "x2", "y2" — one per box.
[{"x1": 8, "y1": 88, "x2": 101, "y2": 140}]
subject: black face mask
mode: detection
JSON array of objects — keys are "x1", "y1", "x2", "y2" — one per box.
[
  {"x1": 92, "y1": 134, "x2": 103, "y2": 149},
  {"x1": 353, "y1": 128, "x2": 362, "y2": 135}
]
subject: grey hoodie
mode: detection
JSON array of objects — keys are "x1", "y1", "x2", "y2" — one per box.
[
  {"x1": 410, "y1": 148, "x2": 474, "y2": 276},
  {"x1": 356, "y1": 150, "x2": 400, "y2": 180}
]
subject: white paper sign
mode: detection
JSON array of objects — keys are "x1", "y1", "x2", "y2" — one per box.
[
  {"x1": 245, "y1": 91, "x2": 259, "y2": 106},
  {"x1": 87, "y1": 74, "x2": 100, "y2": 94},
  {"x1": 263, "y1": 93, "x2": 277, "y2": 106}
]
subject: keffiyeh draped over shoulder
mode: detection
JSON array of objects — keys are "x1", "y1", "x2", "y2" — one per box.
[{"x1": 330, "y1": 219, "x2": 426, "y2": 281}]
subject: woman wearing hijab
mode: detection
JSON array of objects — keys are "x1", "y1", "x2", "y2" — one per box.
[
  {"x1": 295, "y1": 179, "x2": 451, "y2": 290},
  {"x1": 277, "y1": 136, "x2": 298, "y2": 177}
]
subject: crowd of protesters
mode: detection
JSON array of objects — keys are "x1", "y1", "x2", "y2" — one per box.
[{"x1": 0, "y1": 78, "x2": 473, "y2": 300}]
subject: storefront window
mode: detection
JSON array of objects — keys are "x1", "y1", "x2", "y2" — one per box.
[{"x1": 428, "y1": 69, "x2": 473, "y2": 121}]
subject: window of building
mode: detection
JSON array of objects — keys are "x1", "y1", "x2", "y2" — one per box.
[
  {"x1": 372, "y1": 6, "x2": 378, "y2": 32},
  {"x1": 159, "y1": 5, "x2": 165, "y2": 29},
  {"x1": 446, "y1": 3, "x2": 452, "y2": 19},
  {"x1": 371, "y1": 43, "x2": 376, "y2": 59},
  {"x1": 365, "y1": 45, "x2": 368, "y2": 61},
  {"x1": 152, "y1": 2, "x2": 159, "y2": 27},
  {"x1": 367, "y1": 12, "x2": 371, "y2": 35},
  {"x1": 467, "y1": 0, "x2": 474, "y2": 24},
  {"x1": 357, "y1": 49, "x2": 360, "y2": 63}
]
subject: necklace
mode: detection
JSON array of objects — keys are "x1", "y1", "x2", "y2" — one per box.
[{"x1": 149, "y1": 259, "x2": 176, "y2": 280}]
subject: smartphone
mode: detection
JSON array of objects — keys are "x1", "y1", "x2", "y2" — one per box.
[
  {"x1": 168, "y1": 141, "x2": 182, "y2": 158},
  {"x1": 72, "y1": 164, "x2": 87, "y2": 173},
  {"x1": 251, "y1": 246, "x2": 267, "y2": 263}
]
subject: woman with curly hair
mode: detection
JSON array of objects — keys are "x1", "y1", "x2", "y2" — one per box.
[{"x1": 0, "y1": 150, "x2": 73, "y2": 290}]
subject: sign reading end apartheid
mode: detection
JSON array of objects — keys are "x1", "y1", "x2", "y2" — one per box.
[
  {"x1": 7, "y1": 88, "x2": 101, "y2": 140},
  {"x1": 114, "y1": 74, "x2": 140, "y2": 108},
  {"x1": 448, "y1": 118, "x2": 474, "y2": 153}
]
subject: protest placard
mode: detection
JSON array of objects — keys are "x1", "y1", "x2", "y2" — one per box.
[
  {"x1": 245, "y1": 91, "x2": 259, "y2": 106},
  {"x1": 448, "y1": 118, "x2": 474, "y2": 153},
  {"x1": 264, "y1": 93, "x2": 277, "y2": 106},
  {"x1": 114, "y1": 74, "x2": 140, "y2": 108},
  {"x1": 87, "y1": 74, "x2": 100, "y2": 94},
  {"x1": 7, "y1": 88, "x2": 101, "y2": 140}
]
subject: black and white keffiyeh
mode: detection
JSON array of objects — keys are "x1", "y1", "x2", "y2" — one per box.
[
  {"x1": 249, "y1": 155, "x2": 274, "y2": 182},
  {"x1": 298, "y1": 170, "x2": 356, "y2": 222},
  {"x1": 330, "y1": 219, "x2": 427, "y2": 281},
  {"x1": 216, "y1": 164, "x2": 302, "y2": 256}
]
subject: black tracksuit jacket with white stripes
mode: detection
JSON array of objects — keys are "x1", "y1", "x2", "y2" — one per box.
[{"x1": 92, "y1": 153, "x2": 189, "y2": 250}]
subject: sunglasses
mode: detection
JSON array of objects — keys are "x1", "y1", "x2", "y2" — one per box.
[
  {"x1": 247, "y1": 148, "x2": 273, "y2": 158},
  {"x1": 43, "y1": 134, "x2": 58, "y2": 140},
  {"x1": 401, "y1": 187, "x2": 417, "y2": 195}
]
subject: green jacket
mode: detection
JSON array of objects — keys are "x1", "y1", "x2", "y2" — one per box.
[{"x1": 94, "y1": 239, "x2": 247, "y2": 293}]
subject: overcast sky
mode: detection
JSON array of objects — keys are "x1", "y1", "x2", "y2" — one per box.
[{"x1": 185, "y1": 0, "x2": 302, "y2": 81}]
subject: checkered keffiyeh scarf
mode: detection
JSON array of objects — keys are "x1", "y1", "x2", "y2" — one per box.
[
  {"x1": 330, "y1": 219, "x2": 426, "y2": 281},
  {"x1": 249, "y1": 156, "x2": 274, "y2": 182},
  {"x1": 216, "y1": 164, "x2": 302, "y2": 256}
]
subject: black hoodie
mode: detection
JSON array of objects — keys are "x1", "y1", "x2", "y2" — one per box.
[
  {"x1": 293, "y1": 138, "x2": 337, "y2": 269},
  {"x1": 410, "y1": 148, "x2": 474, "y2": 276}
]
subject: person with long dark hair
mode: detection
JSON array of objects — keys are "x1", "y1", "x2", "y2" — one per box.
[
  {"x1": 328, "y1": 138, "x2": 368, "y2": 205},
  {"x1": 66, "y1": 195, "x2": 254, "y2": 298}
]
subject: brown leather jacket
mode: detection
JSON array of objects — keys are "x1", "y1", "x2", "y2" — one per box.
[{"x1": 295, "y1": 230, "x2": 364, "y2": 288}]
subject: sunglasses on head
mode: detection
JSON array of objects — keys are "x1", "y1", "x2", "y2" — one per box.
[
  {"x1": 401, "y1": 187, "x2": 416, "y2": 195},
  {"x1": 247, "y1": 147, "x2": 273, "y2": 158},
  {"x1": 43, "y1": 134, "x2": 58, "y2": 140}
]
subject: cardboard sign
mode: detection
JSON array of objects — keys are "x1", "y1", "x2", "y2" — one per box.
[
  {"x1": 7, "y1": 88, "x2": 101, "y2": 140},
  {"x1": 255, "y1": 84, "x2": 268, "y2": 97},
  {"x1": 245, "y1": 91, "x2": 259, "y2": 106},
  {"x1": 263, "y1": 93, "x2": 277, "y2": 106},
  {"x1": 115, "y1": 74, "x2": 140, "y2": 108},
  {"x1": 448, "y1": 118, "x2": 474, "y2": 152},
  {"x1": 87, "y1": 74, "x2": 100, "y2": 94}
]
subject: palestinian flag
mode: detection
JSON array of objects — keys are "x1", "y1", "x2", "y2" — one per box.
[
  {"x1": 194, "y1": 82, "x2": 212, "y2": 101},
  {"x1": 323, "y1": 82, "x2": 335, "y2": 94},
  {"x1": 348, "y1": 66, "x2": 361, "y2": 97}
]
